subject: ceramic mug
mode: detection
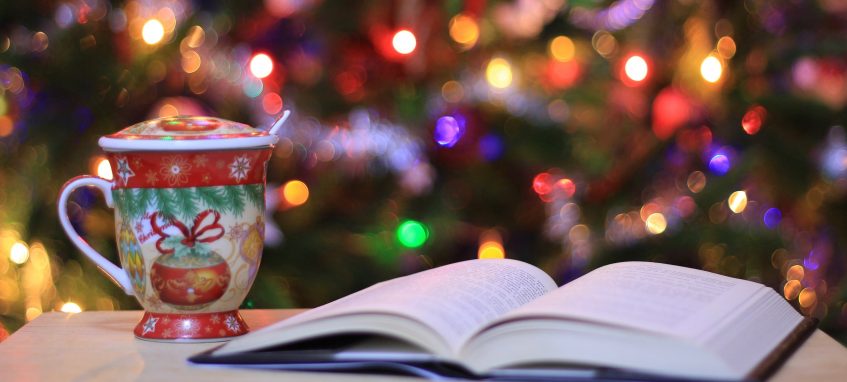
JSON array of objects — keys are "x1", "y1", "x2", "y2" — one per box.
[{"x1": 58, "y1": 112, "x2": 288, "y2": 341}]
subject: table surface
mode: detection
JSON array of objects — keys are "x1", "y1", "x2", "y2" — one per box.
[{"x1": 1, "y1": 310, "x2": 845, "y2": 381}]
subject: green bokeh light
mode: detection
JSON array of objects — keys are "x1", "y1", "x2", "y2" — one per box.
[{"x1": 397, "y1": 220, "x2": 428, "y2": 248}]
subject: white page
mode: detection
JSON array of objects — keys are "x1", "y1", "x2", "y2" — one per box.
[
  {"x1": 223, "y1": 259, "x2": 557, "y2": 354},
  {"x1": 494, "y1": 261, "x2": 762, "y2": 339}
]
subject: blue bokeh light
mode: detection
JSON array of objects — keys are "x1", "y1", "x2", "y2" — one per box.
[
  {"x1": 763, "y1": 207, "x2": 782, "y2": 229},
  {"x1": 708, "y1": 154, "x2": 730, "y2": 175},
  {"x1": 434, "y1": 115, "x2": 465, "y2": 148}
]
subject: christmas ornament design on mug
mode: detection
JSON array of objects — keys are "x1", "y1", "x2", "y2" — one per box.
[{"x1": 58, "y1": 111, "x2": 290, "y2": 342}]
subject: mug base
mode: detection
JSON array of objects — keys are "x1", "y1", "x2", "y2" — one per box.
[{"x1": 133, "y1": 310, "x2": 249, "y2": 341}]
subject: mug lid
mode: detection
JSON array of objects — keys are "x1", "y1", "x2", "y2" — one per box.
[{"x1": 98, "y1": 115, "x2": 281, "y2": 151}]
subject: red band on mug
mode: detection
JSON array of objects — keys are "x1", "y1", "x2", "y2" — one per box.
[{"x1": 107, "y1": 149, "x2": 272, "y2": 189}]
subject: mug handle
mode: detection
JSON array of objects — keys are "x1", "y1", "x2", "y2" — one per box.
[{"x1": 58, "y1": 175, "x2": 135, "y2": 296}]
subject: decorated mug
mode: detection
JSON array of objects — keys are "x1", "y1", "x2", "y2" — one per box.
[{"x1": 58, "y1": 112, "x2": 289, "y2": 341}]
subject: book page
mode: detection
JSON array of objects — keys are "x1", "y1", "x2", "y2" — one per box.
[
  {"x1": 219, "y1": 259, "x2": 556, "y2": 355},
  {"x1": 492, "y1": 261, "x2": 763, "y2": 339}
]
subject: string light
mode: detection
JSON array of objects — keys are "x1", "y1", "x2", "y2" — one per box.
[
  {"x1": 249, "y1": 53, "x2": 274, "y2": 79},
  {"x1": 396, "y1": 220, "x2": 428, "y2": 248},
  {"x1": 700, "y1": 54, "x2": 723, "y2": 83},
  {"x1": 391, "y1": 29, "x2": 417, "y2": 55},
  {"x1": 141, "y1": 19, "x2": 165, "y2": 45},
  {"x1": 623, "y1": 54, "x2": 648, "y2": 82},
  {"x1": 281, "y1": 180, "x2": 309, "y2": 206},
  {"x1": 486, "y1": 57, "x2": 513, "y2": 89}
]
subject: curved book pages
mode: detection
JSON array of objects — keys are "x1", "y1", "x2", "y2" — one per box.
[{"x1": 189, "y1": 259, "x2": 816, "y2": 381}]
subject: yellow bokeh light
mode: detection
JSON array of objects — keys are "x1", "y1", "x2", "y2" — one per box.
[
  {"x1": 96, "y1": 158, "x2": 113, "y2": 180},
  {"x1": 181, "y1": 50, "x2": 202, "y2": 74},
  {"x1": 716, "y1": 36, "x2": 736, "y2": 59},
  {"x1": 784, "y1": 279, "x2": 802, "y2": 300},
  {"x1": 700, "y1": 54, "x2": 723, "y2": 83},
  {"x1": 624, "y1": 55, "x2": 648, "y2": 82},
  {"x1": 486, "y1": 57, "x2": 513, "y2": 89},
  {"x1": 645, "y1": 213, "x2": 667, "y2": 235},
  {"x1": 60, "y1": 302, "x2": 82, "y2": 314},
  {"x1": 798, "y1": 288, "x2": 816, "y2": 308},
  {"x1": 10, "y1": 241, "x2": 29, "y2": 264},
  {"x1": 549, "y1": 36, "x2": 575, "y2": 62},
  {"x1": 141, "y1": 19, "x2": 165, "y2": 45},
  {"x1": 727, "y1": 191, "x2": 747, "y2": 213},
  {"x1": 282, "y1": 180, "x2": 309, "y2": 206},
  {"x1": 449, "y1": 14, "x2": 479, "y2": 48},
  {"x1": 392, "y1": 29, "x2": 417, "y2": 55},
  {"x1": 478, "y1": 242, "x2": 505, "y2": 259},
  {"x1": 25, "y1": 307, "x2": 42, "y2": 321},
  {"x1": 786, "y1": 264, "x2": 805, "y2": 281},
  {"x1": 249, "y1": 53, "x2": 274, "y2": 79}
]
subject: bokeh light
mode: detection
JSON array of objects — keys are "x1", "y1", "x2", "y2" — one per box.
[
  {"x1": 727, "y1": 191, "x2": 747, "y2": 213},
  {"x1": 763, "y1": 207, "x2": 782, "y2": 229},
  {"x1": 708, "y1": 154, "x2": 731, "y2": 175},
  {"x1": 396, "y1": 220, "x2": 428, "y2": 248},
  {"x1": 478, "y1": 230, "x2": 505, "y2": 259},
  {"x1": 434, "y1": 115, "x2": 464, "y2": 148},
  {"x1": 25, "y1": 307, "x2": 42, "y2": 322},
  {"x1": 262, "y1": 92, "x2": 284, "y2": 115},
  {"x1": 786, "y1": 265, "x2": 805, "y2": 281},
  {"x1": 141, "y1": 19, "x2": 165, "y2": 45},
  {"x1": 687, "y1": 171, "x2": 707, "y2": 193},
  {"x1": 0, "y1": 116, "x2": 13, "y2": 137},
  {"x1": 441, "y1": 81, "x2": 464, "y2": 103},
  {"x1": 784, "y1": 280, "x2": 802, "y2": 300},
  {"x1": 532, "y1": 172, "x2": 553, "y2": 196},
  {"x1": 645, "y1": 213, "x2": 667, "y2": 234},
  {"x1": 391, "y1": 29, "x2": 417, "y2": 55},
  {"x1": 282, "y1": 180, "x2": 309, "y2": 206},
  {"x1": 623, "y1": 55, "x2": 649, "y2": 83},
  {"x1": 741, "y1": 105, "x2": 766, "y2": 135},
  {"x1": 60, "y1": 302, "x2": 82, "y2": 314},
  {"x1": 717, "y1": 36, "x2": 736, "y2": 59},
  {"x1": 486, "y1": 57, "x2": 513, "y2": 89},
  {"x1": 798, "y1": 288, "x2": 817, "y2": 308},
  {"x1": 549, "y1": 36, "x2": 575, "y2": 62},
  {"x1": 700, "y1": 54, "x2": 723, "y2": 83},
  {"x1": 249, "y1": 53, "x2": 274, "y2": 79},
  {"x1": 96, "y1": 158, "x2": 113, "y2": 180},
  {"x1": 449, "y1": 14, "x2": 479, "y2": 48},
  {"x1": 10, "y1": 241, "x2": 29, "y2": 264}
]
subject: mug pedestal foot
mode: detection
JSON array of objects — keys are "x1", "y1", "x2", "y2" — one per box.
[{"x1": 133, "y1": 310, "x2": 249, "y2": 342}]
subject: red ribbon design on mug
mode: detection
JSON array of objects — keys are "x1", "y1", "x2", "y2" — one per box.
[{"x1": 150, "y1": 210, "x2": 225, "y2": 254}]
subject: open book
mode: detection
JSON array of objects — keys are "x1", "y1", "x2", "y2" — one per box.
[{"x1": 190, "y1": 259, "x2": 816, "y2": 381}]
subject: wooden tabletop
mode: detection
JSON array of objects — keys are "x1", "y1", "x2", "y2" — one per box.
[{"x1": 0, "y1": 309, "x2": 845, "y2": 381}]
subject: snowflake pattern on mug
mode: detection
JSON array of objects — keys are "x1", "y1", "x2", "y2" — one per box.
[
  {"x1": 228, "y1": 155, "x2": 251, "y2": 182},
  {"x1": 159, "y1": 155, "x2": 192, "y2": 186},
  {"x1": 225, "y1": 315, "x2": 241, "y2": 333}
]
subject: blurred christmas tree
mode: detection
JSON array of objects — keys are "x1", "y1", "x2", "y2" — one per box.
[{"x1": 1, "y1": 0, "x2": 846, "y2": 343}]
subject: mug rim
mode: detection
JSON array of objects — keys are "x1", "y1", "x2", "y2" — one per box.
[{"x1": 99, "y1": 135, "x2": 279, "y2": 152}]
